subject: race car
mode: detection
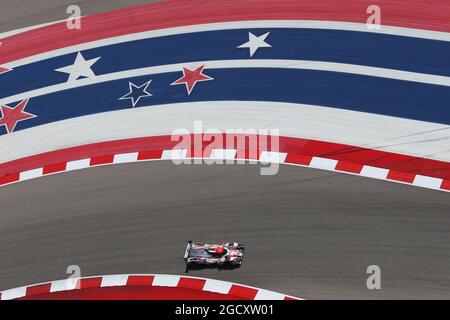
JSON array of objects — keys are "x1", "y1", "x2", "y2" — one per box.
[{"x1": 184, "y1": 241, "x2": 244, "y2": 267}]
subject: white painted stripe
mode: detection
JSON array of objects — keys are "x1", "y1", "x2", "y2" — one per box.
[
  {"x1": 4, "y1": 20, "x2": 450, "y2": 69},
  {"x1": 259, "y1": 151, "x2": 288, "y2": 163},
  {"x1": 50, "y1": 279, "x2": 79, "y2": 292},
  {"x1": 413, "y1": 175, "x2": 443, "y2": 189},
  {"x1": 203, "y1": 279, "x2": 233, "y2": 294},
  {"x1": 209, "y1": 149, "x2": 237, "y2": 160},
  {"x1": 309, "y1": 157, "x2": 338, "y2": 170},
  {"x1": 360, "y1": 165, "x2": 389, "y2": 179},
  {"x1": 0, "y1": 16, "x2": 86, "y2": 40},
  {"x1": 253, "y1": 289, "x2": 286, "y2": 300},
  {"x1": 0, "y1": 21, "x2": 65, "y2": 40},
  {"x1": 161, "y1": 149, "x2": 188, "y2": 160},
  {"x1": 0, "y1": 101, "x2": 449, "y2": 165},
  {"x1": 113, "y1": 152, "x2": 139, "y2": 164},
  {"x1": 1, "y1": 286, "x2": 27, "y2": 300},
  {"x1": 19, "y1": 167, "x2": 43, "y2": 180},
  {"x1": 101, "y1": 275, "x2": 129, "y2": 287},
  {"x1": 152, "y1": 275, "x2": 180, "y2": 287},
  {"x1": 3, "y1": 59, "x2": 449, "y2": 106},
  {"x1": 285, "y1": 295, "x2": 304, "y2": 300},
  {"x1": 66, "y1": 158, "x2": 90, "y2": 171}
]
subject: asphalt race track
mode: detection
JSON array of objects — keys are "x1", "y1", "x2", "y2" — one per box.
[
  {"x1": 0, "y1": 1, "x2": 449, "y2": 300},
  {"x1": 0, "y1": 162, "x2": 449, "y2": 299},
  {"x1": 0, "y1": 0, "x2": 162, "y2": 33}
]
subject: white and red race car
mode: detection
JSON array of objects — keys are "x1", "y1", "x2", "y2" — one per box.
[{"x1": 184, "y1": 241, "x2": 245, "y2": 267}]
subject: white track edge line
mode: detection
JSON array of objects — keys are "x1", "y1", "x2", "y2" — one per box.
[{"x1": 0, "y1": 154, "x2": 448, "y2": 193}]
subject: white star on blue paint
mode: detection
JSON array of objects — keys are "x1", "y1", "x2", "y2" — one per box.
[
  {"x1": 237, "y1": 32, "x2": 272, "y2": 57},
  {"x1": 55, "y1": 52, "x2": 101, "y2": 82},
  {"x1": 119, "y1": 80, "x2": 153, "y2": 107}
]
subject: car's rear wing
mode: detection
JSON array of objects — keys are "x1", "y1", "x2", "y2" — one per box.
[{"x1": 184, "y1": 241, "x2": 192, "y2": 260}]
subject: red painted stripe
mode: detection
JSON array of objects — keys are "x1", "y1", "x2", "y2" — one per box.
[
  {"x1": 279, "y1": 136, "x2": 450, "y2": 179},
  {"x1": 0, "y1": 0, "x2": 449, "y2": 65},
  {"x1": 26, "y1": 283, "x2": 52, "y2": 297},
  {"x1": 335, "y1": 161, "x2": 364, "y2": 174},
  {"x1": 284, "y1": 296, "x2": 297, "y2": 300},
  {"x1": 90, "y1": 154, "x2": 114, "y2": 166},
  {"x1": 19, "y1": 286, "x2": 244, "y2": 300},
  {"x1": 0, "y1": 135, "x2": 449, "y2": 184},
  {"x1": 79, "y1": 277, "x2": 103, "y2": 289},
  {"x1": 177, "y1": 278, "x2": 206, "y2": 290},
  {"x1": 285, "y1": 154, "x2": 313, "y2": 166},
  {"x1": 0, "y1": 172, "x2": 20, "y2": 185},
  {"x1": 137, "y1": 150, "x2": 163, "y2": 160},
  {"x1": 126, "y1": 275, "x2": 154, "y2": 286},
  {"x1": 43, "y1": 162, "x2": 67, "y2": 174},
  {"x1": 0, "y1": 135, "x2": 175, "y2": 176},
  {"x1": 4, "y1": 275, "x2": 300, "y2": 300},
  {"x1": 387, "y1": 170, "x2": 416, "y2": 183},
  {"x1": 440, "y1": 179, "x2": 450, "y2": 191},
  {"x1": 228, "y1": 285, "x2": 258, "y2": 300}
]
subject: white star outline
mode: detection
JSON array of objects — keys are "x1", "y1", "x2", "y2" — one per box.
[
  {"x1": 119, "y1": 80, "x2": 153, "y2": 107},
  {"x1": 237, "y1": 32, "x2": 272, "y2": 57}
]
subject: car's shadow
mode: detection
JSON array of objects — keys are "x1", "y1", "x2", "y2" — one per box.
[{"x1": 184, "y1": 263, "x2": 242, "y2": 273}]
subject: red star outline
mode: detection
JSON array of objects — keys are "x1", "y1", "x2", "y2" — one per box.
[
  {"x1": 0, "y1": 99, "x2": 36, "y2": 134},
  {"x1": 171, "y1": 65, "x2": 214, "y2": 95}
]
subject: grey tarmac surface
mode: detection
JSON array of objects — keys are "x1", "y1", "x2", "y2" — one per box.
[
  {"x1": 0, "y1": 161, "x2": 449, "y2": 299},
  {"x1": 0, "y1": 0, "x2": 162, "y2": 33}
]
